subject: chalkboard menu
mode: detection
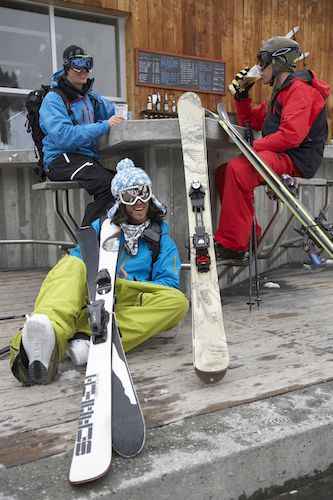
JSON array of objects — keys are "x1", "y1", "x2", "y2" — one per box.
[{"x1": 136, "y1": 49, "x2": 225, "y2": 95}]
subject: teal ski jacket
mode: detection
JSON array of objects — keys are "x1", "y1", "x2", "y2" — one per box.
[
  {"x1": 70, "y1": 220, "x2": 182, "y2": 289},
  {"x1": 39, "y1": 69, "x2": 115, "y2": 168}
]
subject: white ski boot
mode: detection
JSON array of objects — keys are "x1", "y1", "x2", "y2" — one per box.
[
  {"x1": 67, "y1": 338, "x2": 90, "y2": 366},
  {"x1": 22, "y1": 313, "x2": 57, "y2": 384}
]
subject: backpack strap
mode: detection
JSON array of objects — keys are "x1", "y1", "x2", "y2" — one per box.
[
  {"x1": 51, "y1": 88, "x2": 78, "y2": 125},
  {"x1": 87, "y1": 93, "x2": 99, "y2": 120},
  {"x1": 142, "y1": 221, "x2": 161, "y2": 263}
]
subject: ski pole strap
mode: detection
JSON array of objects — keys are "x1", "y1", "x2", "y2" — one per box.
[{"x1": 189, "y1": 181, "x2": 211, "y2": 273}]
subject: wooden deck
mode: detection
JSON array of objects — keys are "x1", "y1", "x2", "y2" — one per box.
[{"x1": 1, "y1": 265, "x2": 333, "y2": 468}]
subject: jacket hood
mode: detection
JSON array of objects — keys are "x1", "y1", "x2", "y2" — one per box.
[{"x1": 294, "y1": 70, "x2": 330, "y2": 100}]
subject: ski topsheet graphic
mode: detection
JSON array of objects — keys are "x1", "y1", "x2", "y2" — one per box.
[
  {"x1": 69, "y1": 221, "x2": 115, "y2": 484},
  {"x1": 69, "y1": 220, "x2": 145, "y2": 485},
  {"x1": 178, "y1": 92, "x2": 229, "y2": 384},
  {"x1": 211, "y1": 104, "x2": 333, "y2": 259}
]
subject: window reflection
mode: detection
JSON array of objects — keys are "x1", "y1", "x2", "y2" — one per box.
[
  {"x1": 0, "y1": 95, "x2": 33, "y2": 150},
  {"x1": 0, "y1": 2, "x2": 122, "y2": 150},
  {"x1": 55, "y1": 10, "x2": 118, "y2": 97},
  {"x1": 0, "y1": 4, "x2": 51, "y2": 90}
]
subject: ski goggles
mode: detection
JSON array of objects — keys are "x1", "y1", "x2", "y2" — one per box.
[
  {"x1": 257, "y1": 51, "x2": 272, "y2": 70},
  {"x1": 119, "y1": 185, "x2": 152, "y2": 205},
  {"x1": 68, "y1": 55, "x2": 93, "y2": 72}
]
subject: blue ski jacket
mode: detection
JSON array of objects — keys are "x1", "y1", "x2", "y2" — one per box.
[
  {"x1": 39, "y1": 69, "x2": 115, "y2": 168},
  {"x1": 70, "y1": 220, "x2": 182, "y2": 289}
]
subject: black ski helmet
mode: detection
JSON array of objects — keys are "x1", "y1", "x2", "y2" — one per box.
[{"x1": 257, "y1": 36, "x2": 301, "y2": 78}]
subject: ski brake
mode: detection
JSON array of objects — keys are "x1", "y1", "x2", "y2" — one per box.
[
  {"x1": 88, "y1": 268, "x2": 111, "y2": 344},
  {"x1": 189, "y1": 180, "x2": 211, "y2": 272}
]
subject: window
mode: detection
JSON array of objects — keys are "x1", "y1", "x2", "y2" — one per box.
[{"x1": 0, "y1": 0, "x2": 126, "y2": 150}]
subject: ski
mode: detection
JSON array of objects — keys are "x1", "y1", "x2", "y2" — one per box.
[
  {"x1": 111, "y1": 316, "x2": 145, "y2": 457},
  {"x1": 69, "y1": 219, "x2": 145, "y2": 484},
  {"x1": 69, "y1": 221, "x2": 115, "y2": 485},
  {"x1": 178, "y1": 92, "x2": 229, "y2": 384},
  {"x1": 211, "y1": 104, "x2": 333, "y2": 259}
]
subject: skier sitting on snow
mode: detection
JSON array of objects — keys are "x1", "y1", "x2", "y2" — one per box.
[
  {"x1": 9, "y1": 158, "x2": 189, "y2": 386},
  {"x1": 214, "y1": 36, "x2": 330, "y2": 260},
  {"x1": 40, "y1": 44, "x2": 124, "y2": 226}
]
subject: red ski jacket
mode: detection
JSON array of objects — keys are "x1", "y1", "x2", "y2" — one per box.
[{"x1": 235, "y1": 70, "x2": 330, "y2": 178}]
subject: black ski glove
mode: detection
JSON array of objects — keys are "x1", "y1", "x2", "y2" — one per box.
[{"x1": 228, "y1": 67, "x2": 256, "y2": 101}]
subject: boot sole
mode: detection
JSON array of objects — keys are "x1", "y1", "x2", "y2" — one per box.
[{"x1": 28, "y1": 361, "x2": 49, "y2": 385}]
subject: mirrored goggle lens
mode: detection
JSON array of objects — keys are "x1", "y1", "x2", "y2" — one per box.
[
  {"x1": 120, "y1": 185, "x2": 152, "y2": 205},
  {"x1": 70, "y1": 56, "x2": 93, "y2": 71}
]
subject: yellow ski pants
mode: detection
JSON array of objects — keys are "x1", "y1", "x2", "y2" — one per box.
[{"x1": 10, "y1": 255, "x2": 188, "y2": 382}]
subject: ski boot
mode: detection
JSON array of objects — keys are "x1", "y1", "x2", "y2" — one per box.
[{"x1": 22, "y1": 313, "x2": 58, "y2": 384}]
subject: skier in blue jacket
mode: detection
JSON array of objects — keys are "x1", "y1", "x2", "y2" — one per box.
[
  {"x1": 9, "y1": 159, "x2": 189, "y2": 386},
  {"x1": 40, "y1": 44, "x2": 124, "y2": 225}
]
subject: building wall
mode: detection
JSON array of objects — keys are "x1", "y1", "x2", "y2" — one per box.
[
  {"x1": 1, "y1": 0, "x2": 333, "y2": 270},
  {"x1": 59, "y1": 0, "x2": 333, "y2": 133}
]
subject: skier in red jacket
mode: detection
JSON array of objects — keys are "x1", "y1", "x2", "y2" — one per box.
[{"x1": 214, "y1": 36, "x2": 330, "y2": 260}]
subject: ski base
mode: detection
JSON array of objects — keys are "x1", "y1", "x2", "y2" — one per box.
[{"x1": 195, "y1": 367, "x2": 227, "y2": 384}]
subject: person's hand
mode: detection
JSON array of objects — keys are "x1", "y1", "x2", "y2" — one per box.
[
  {"x1": 228, "y1": 67, "x2": 256, "y2": 100},
  {"x1": 108, "y1": 115, "x2": 124, "y2": 127}
]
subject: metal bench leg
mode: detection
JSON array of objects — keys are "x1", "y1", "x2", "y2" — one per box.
[
  {"x1": 321, "y1": 184, "x2": 329, "y2": 213},
  {"x1": 64, "y1": 189, "x2": 79, "y2": 230},
  {"x1": 53, "y1": 190, "x2": 78, "y2": 243},
  {"x1": 258, "y1": 212, "x2": 295, "y2": 259},
  {"x1": 257, "y1": 200, "x2": 282, "y2": 253}
]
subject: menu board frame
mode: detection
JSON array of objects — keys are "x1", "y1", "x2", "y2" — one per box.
[{"x1": 135, "y1": 48, "x2": 226, "y2": 95}]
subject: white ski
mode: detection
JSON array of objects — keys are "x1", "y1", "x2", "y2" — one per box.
[
  {"x1": 178, "y1": 92, "x2": 229, "y2": 384},
  {"x1": 69, "y1": 221, "x2": 119, "y2": 484}
]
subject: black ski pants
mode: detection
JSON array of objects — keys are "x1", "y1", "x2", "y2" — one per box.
[{"x1": 46, "y1": 153, "x2": 115, "y2": 226}]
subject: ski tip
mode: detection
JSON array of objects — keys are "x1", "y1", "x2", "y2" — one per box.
[
  {"x1": 216, "y1": 103, "x2": 229, "y2": 123},
  {"x1": 177, "y1": 92, "x2": 202, "y2": 107},
  {"x1": 68, "y1": 466, "x2": 111, "y2": 486},
  {"x1": 113, "y1": 435, "x2": 145, "y2": 459},
  {"x1": 195, "y1": 367, "x2": 227, "y2": 384}
]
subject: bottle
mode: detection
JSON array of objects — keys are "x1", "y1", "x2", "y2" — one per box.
[
  {"x1": 163, "y1": 93, "x2": 169, "y2": 112},
  {"x1": 152, "y1": 91, "x2": 157, "y2": 111},
  {"x1": 171, "y1": 97, "x2": 177, "y2": 114},
  {"x1": 156, "y1": 92, "x2": 161, "y2": 112},
  {"x1": 242, "y1": 64, "x2": 262, "y2": 87},
  {"x1": 146, "y1": 95, "x2": 153, "y2": 111}
]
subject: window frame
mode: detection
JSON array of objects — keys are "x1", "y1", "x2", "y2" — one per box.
[{"x1": 0, "y1": 0, "x2": 127, "y2": 102}]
